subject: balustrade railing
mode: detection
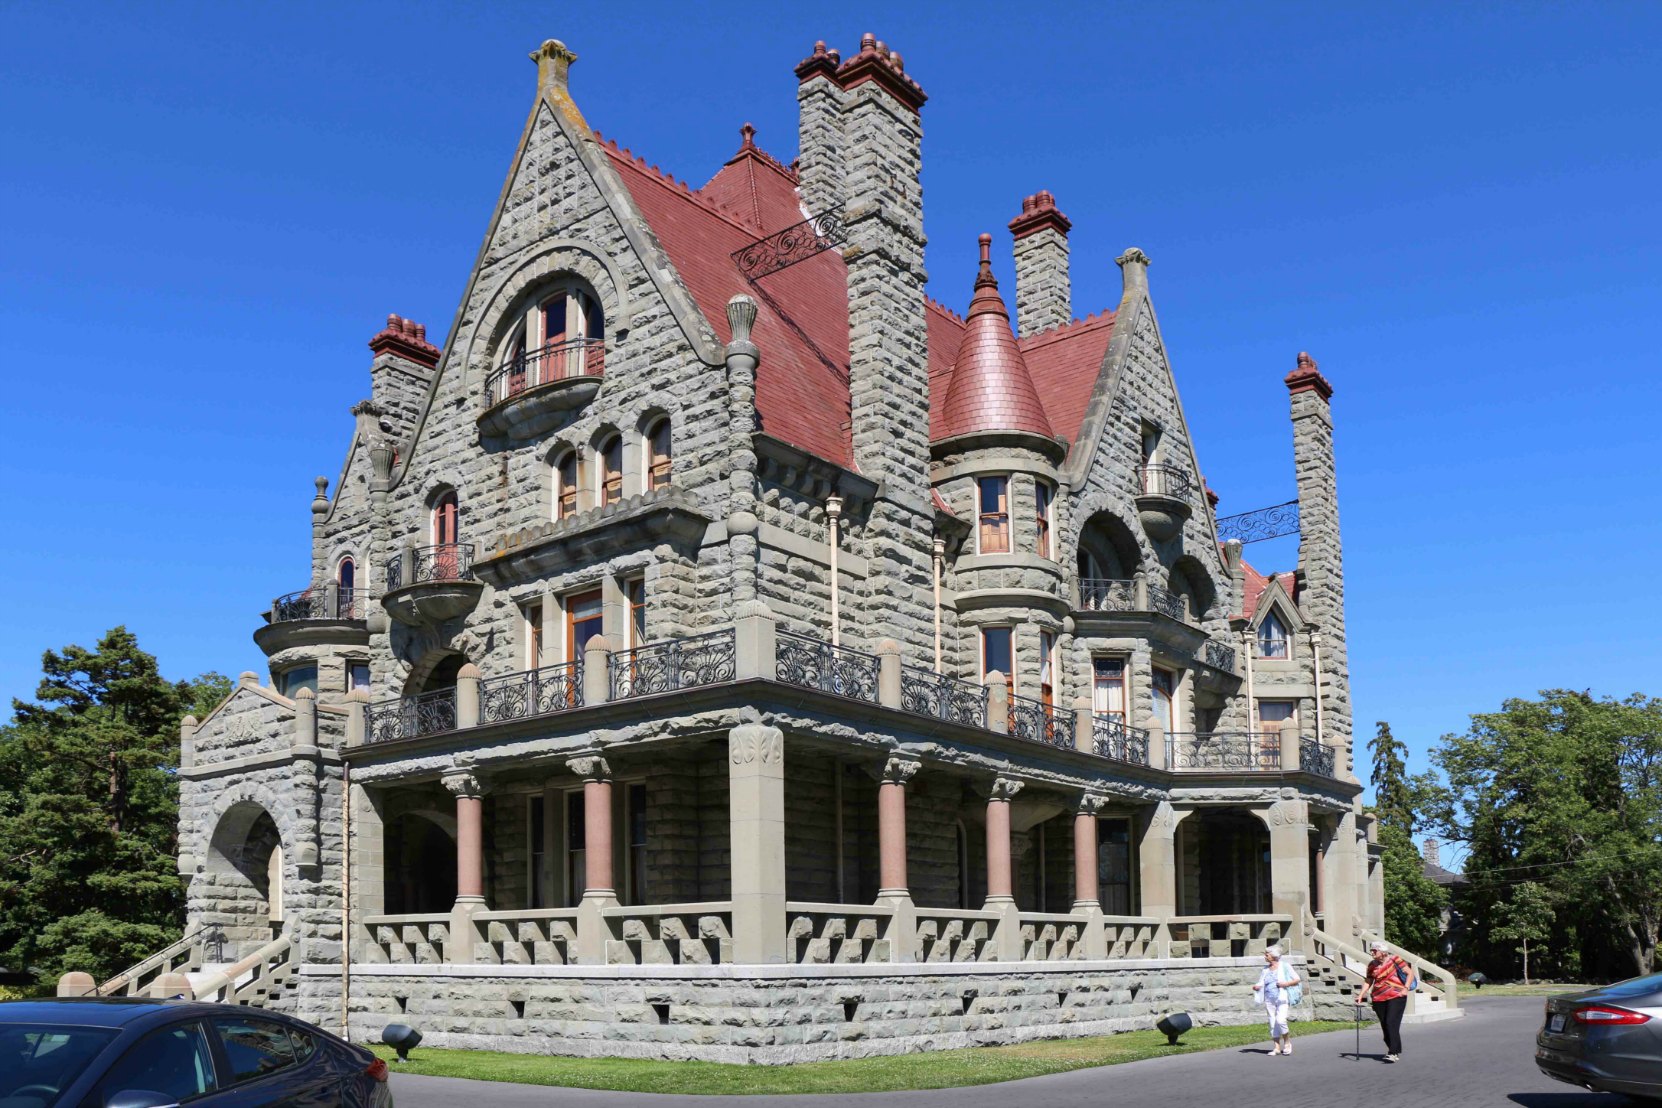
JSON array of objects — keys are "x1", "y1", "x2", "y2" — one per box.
[
  {"x1": 775, "y1": 631, "x2": 879, "y2": 703},
  {"x1": 610, "y1": 629, "x2": 736, "y2": 700},
  {"x1": 1169, "y1": 915, "x2": 1291, "y2": 958},
  {"x1": 363, "y1": 687, "x2": 458, "y2": 744},
  {"x1": 362, "y1": 914, "x2": 449, "y2": 964},
  {"x1": 914, "y1": 909, "x2": 1000, "y2": 963},
  {"x1": 476, "y1": 908, "x2": 579, "y2": 965},
  {"x1": 1166, "y1": 731, "x2": 1282, "y2": 770},
  {"x1": 786, "y1": 902, "x2": 894, "y2": 964},
  {"x1": 899, "y1": 665, "x2": 989, "y2": 727},
  {"x1": 483, "y1": 337, "x2": 605, "y2": 407},
  {"x1": 1092, "y1": 714, "x2": 1151, "y2": 765},
  {"x1": 479, "y1": 661, "x2": 582, "y2": 723},
  {"x1": 1203, "y1": 638, "x2": 1237, "y2": 672},
  {"x1": 1138, "y1": 463, "x2": 1193, "y2": 500},
  {"x1": 1301, "y1": 737, "x2": 1337, "y2": 777},
  {"x1": 1146, "y1": 582, "x2": 1188, "y2": 621},
  {"x1": 271, "y1": 586, "x2": 361, "y2": 622},
  {"x1": 1077, "y1": 578, "x2": 1136, "y2": 612},
  {"x1": 1008, "y1": 693, "x2": 1074, "y2": 748},
  {"x1": 602, "y1": 903, "x2": 732, "y2": 965},
  {"x1": 386, "y1": 544, "x2": 475, "y2": 591}
]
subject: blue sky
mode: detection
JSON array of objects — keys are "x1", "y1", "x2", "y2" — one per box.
[{"x1": 3, "y1": 1, "x2": 1659, "y2": 801}]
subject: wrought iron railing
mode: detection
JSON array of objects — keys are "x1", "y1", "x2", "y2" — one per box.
[
  {"x1": 1301, "y1": 738, "x2": 1337, "y2": 778},
  {"x1": 1008, "y1": 693, "x2": 1075, "y2": 749},
  {"x1": 479, "y1": 661, "x2": 583, "y2": 723},
  {"x1": 1147, "y1": 582, "x2": 1188, "y2": 621},
  {"x1": 1203, "y1": 638, "x2": 1237, "y2": 672},
  {"x1": 899, "y1": 666, "x2": 989, "y2": 728},
  {"x1": 271, "y1": 586, "x2": 360, "y2": 622},
  {"x1": 1216, "y1": 499, "x2": 1300, "y2": 545},
  {"x1": 731, "y1": 207, "x2": 847, "y2": 281},
  {"x1": 1138, "y1": 464, "x2": 1193, "y2": 500},
  {"x1": 1166, "y1": 731, "x2": 1281, "y2": 771},
  {"x1": 387, "y1": 544, "x2": 475, "y2": 591},
  {"x1": 775, "y1": 631, "x2": 879, "y2": 703},
  {"x1": 1077, "y1": 578, "x2": 1136, "y2": 612},
  {"x1": 1092, "y1": 714, "x2": 1150, "y2": 765},
  {"x1": 363, "y1": 687, "x2": 458, "y2": 744},
  {"x1": 610, "y1": 629, "x2": 736, "y2": 700},
  {"x1": 483, "y1": 338, "x2": 605, "y2": 406}
]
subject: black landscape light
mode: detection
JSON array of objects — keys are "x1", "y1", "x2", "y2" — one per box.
[
  {"x1": 1468, "y1": 972, "x2": 1487, "y2": 990},
  {"x1": 1156, "y1": 1011, "x2": 1192, "y2": 1045},
  {"x1": 382, "y1": 1023, "x2": 423, "y2": 1062}
]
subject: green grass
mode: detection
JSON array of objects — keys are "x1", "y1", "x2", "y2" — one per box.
[{"x1": 369, "y1": 1019, "x2": 1355, "y2": 1095}]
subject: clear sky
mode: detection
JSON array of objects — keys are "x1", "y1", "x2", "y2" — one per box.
[{"x1": 2, "y1": 1, "x2": 1658, "y2": 793}]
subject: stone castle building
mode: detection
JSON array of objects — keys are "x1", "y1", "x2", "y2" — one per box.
[{"x1": 150, "y1": 34, "x2": 1457, "y2": 1059}]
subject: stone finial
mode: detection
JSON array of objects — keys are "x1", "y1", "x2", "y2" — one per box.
[
  {"x1": 1116, "y1": 247, "x2": 1151, "y2": 296},
  {"x1": 311, "y1": 476, "x2": 330, "y2": 516},
  {"x1": 1008, "y1": 190, "x2": 1072, "y2": 239},
  {"x1": 734, "y1": 598, "x2": 774, "y2": 620},
  {"x1": 1285, "y1": 349, "x2": 1334, "y2": 400},
  {"x1": 726, "y1": 294, "x2": 758, "y2": 348},
  {"x1": 457, "y1": 662, "x2": 482, "y2": 681},
  {"x1": 738, "y1": 122, "x2": 757, "y2": 152},
  {"x1": 239, "y1": 671, "x2": 260, "y2": 686},
  {"x1": 293, "y1": 686, "x2": 314, "y2": 701},
  {"x1": 369, "y1": 439, "x2": 395, "y2": 483},
  {"x1": 57, "y1": 971, "x2": 95, "y2": 998},
  {"x1": 531, "y1": 38, "x2": 578, "y2": 93}
]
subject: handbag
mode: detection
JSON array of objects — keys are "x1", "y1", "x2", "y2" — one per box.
[{"x1": 1279, "y1": 960, "x2": 1305, "y2": 1007}]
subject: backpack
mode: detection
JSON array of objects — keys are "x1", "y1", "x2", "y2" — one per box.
[{"x1": 1391, "y1": 955, "x2": 1419, "y2": 992}]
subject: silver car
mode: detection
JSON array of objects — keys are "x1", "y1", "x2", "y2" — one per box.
[{"x1": 1536, "y1": 971, "x2": 1662, "y2": 1102}]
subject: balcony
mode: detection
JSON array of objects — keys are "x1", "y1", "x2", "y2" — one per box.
[
  {"x1": 252, "y1": 584, "x2": 369, "y2": 656},
  {"x1": 1135, "y1": 464, "x2": 1193, "y2": 542},
  {"x1": 479, "y1": 662, "x2": 583, "y2": 724},
  {"x1": 1166, "y1": 731, "x2": 1282, "y2": 771},
  {"x1": 899, "y1": 665, "x2": 988, "y2": 728},
  {"x1": 1301, "y1": 737, "x2": 1338, "y2": 778},
  {"x1": 1007, "y1": 692, "x2": 1075, "y2": 749},
  {"x1": 775, "y1": 632, "x2": 879, "y2": 704},
  {"x1": 1092, "y1": 714, "x2": 1151, "y2": 765},
  {"x1": 477, "y1": 338, "x2": 604, "y2": 440},
  {"x1": 381, "y1": 544, "x2": 485, "y2": 628},
  {"x1": 609, "y1": 629, "x2": 736, "y2": 700},
  {"x1": 364, "y1": 687, "x2": 458, "y2": 744}
]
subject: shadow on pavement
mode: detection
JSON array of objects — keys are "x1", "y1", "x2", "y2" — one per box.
[{"x1": 1508, "y1": 1094, "x2": 1644, "y2": 1107}]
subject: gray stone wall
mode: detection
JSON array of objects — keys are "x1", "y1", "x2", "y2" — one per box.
[
  {"x1": 1290, "y1": 385, "x2": 1351, "y2": 776},
  {"x1": 1011, "y1": 226, "x2": 1071, "y2": 337}
]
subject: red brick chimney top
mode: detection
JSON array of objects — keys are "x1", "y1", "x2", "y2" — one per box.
[
  {"x1": 1008, "y1": 190, "x2": 1072, "y2": 239},
  {"x1": 370, "y1": 313, "x2": 440, "y2": 368},
  {"x1": 794, "y1": 40, "x2": 841, "y2": 82},
  {"x1": 834, "y1": 32, "x2": 927, "y2": 112},
  {"x1": 1284, "y1": 350, "x2": 1333, "y2": 400}
]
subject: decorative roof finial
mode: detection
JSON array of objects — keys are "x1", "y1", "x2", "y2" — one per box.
[
  {"x1": 530, "y1": 39, "x2": 578, "y2": 95},
  {"x1": 738, "y1": 122, "x2": 756, "y2": 152},
  {"x1": 1285, "y1": 350, "x2": 1334, "y2": 400}
]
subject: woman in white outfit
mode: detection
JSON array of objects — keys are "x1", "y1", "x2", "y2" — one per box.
[{"x1": 1252, "y1": 945, "x2": 1302, "y2": 1056}]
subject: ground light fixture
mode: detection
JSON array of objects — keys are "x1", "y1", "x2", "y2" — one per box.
[
  {"x1": 382, "y1": 1023, "x2": 423, "y2": 1062},
  {"x1": 1156, "y1": 1011, "x2": 1192, "y2": 1045}
]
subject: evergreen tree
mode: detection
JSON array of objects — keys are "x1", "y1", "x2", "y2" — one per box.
[
  {"x1": 0, "y1": 627, "x2": 230, "y2": 983},
  {"x1": 1369, "y1": 721, "x2": 1447, "y2": 958}
]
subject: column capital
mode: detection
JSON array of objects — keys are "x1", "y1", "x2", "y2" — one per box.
[
  {"x1": 441, "y1": 770, "x2": 484, "y2": 799},
  {"x1": 989, "y1": 776, "x2": 1024, "y2": 802},
  {"x1": 729, "y1": 723, "x2": 784, "y2": 767},
  {"x1": 882, "y1": 754, "x2": 921, "y2": 785},
  {"x1": 1077, "y1": 792, "x2": 1111, "y2": 816},
  {"x1": 565, "y1": 754, "x2": 611, "y2": 781}
]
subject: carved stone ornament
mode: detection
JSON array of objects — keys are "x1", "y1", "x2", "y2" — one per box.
[
  {"x1": 882, "y1": 756, "x2": 921, "y2": 785},
  {"x1": 989, "y1": 777, "x2": 1025, "y2": 802},
  {"x1": 1147, "y1": 803, "x2": 1179, "y2": 832},
  {"x1": 1078, "y1": 793, "x2": 1111, "y2": 816},
  {"x1": 1116, "y1": 247, "x2": 1152, "y2": 268},
  {"x1": 565, "y1": 755, "x2": 611, "y2": 781},
  {"x1": 1266, "y1": 799, "x2": 1306, "y2": 828},
  {"x1": 442, "y1": 771, "x2": 483, "y2": 799},
  {"x1": 729, "y1": 724, "x2": 783, "y2": 766}
]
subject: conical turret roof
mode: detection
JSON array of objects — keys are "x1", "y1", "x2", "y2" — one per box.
[{"x1": 937, "y1": 235, "x2": 1055, "y2": 440}]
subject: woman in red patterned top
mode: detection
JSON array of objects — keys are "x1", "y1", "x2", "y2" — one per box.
[{"x1": 1356, "y1": 939, "x2": 1415, "y2": 1062}]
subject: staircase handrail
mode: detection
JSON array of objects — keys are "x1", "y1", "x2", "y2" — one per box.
[
  {"x1": 190, "y1": 932, "x2": 293, "y2": 1003},
  {"x1": 1358, "y1": 928, "x2": 1459, "y2": 1009},
  {"x1": 1303, "y1": 913, "x2": 1370, "y2": 983},
  {"x1": 97, "y1": 927, "x2": 208, "y2": 996}
]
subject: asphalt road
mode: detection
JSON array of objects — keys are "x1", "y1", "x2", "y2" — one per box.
[{"x1": 391, "y1": 995, "x2": 1631, "y2": 1108}]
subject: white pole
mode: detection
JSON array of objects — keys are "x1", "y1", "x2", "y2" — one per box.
[{"x1": 827, "y1": 495, "x2": 843, "y2": 647}]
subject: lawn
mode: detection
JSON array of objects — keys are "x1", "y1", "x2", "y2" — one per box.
[{"x1": 370, "y1": 1019, "x2": 1355, "y2": 1095}]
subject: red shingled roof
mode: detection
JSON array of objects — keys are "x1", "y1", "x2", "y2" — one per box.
[
  {"x1": 601, "y1": 127, "x2": 1117, "y2": 471},
  {"x1": 1241, "y1": 560, "x2": 1297, "y2": 619},
  {"x1": 936, "y1": 236, "x2": 1055, "y2": 440}
]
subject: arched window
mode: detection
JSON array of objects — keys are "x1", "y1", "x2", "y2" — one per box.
[
  {"x1": 645, "y1": 418, "x2": 672, "y2": 492},
  {"x1": 494, "y1": 282, "x2": 606, "y2": 401},
  {"x1": 431, "y1": 491, "x2": 460, "y2": 579},
  {"x1": 597, "y1": 434, "x2": 623, "y2": 507},
  {"x1": 553, "y1": 450, "x2": 579, "y2": 520},
  {"x1": 1257, "y1": 611, "x2": 1290, "y2": 658},
  {"x1": 336, "y1": 557, "x2": 356, "y2": 618}
]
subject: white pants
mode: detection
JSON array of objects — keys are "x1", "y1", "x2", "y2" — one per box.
[{"x1": 1265, "y1": 997, "x2": 1290, "y2": 1039}]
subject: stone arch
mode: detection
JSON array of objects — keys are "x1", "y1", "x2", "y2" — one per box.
[
  {"x1": 202, "y1": 796, "x2": 291, "y2": 957},
  {"x1": 1076, "y1": 509, "x2": 1143, "y2": 580},
  {"x1": 1168, "y1": 555, "x2": 1218, "y2": 622},
  {"x1": 1176, "y1": 806, "x2": 1270, "y2": 916},
  {"x1": 383, "y1": 809, "x2": 458, "y2": 915},
  {"x1": 464, "y1": 240, "x2": 634, "y2": 388},
  {"x1": 401, "y1": 647, "x2": 471, "y2": 696}
]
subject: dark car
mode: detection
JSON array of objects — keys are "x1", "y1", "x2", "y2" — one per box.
[
  {"x1": 0, "y1": 997, "x2": 391, "y2": 1108},
  {"x1": 1536, "y1": 972, "x2": 1662, "y2": 1103}
]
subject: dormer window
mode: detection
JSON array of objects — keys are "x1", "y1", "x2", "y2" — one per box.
[
  {"x1": 977, "y1": 476, "x2": 1010, "y2": 554},
  {"x1": 645, "y1": 418, "x2": 672, "y2": 492},
  {"x1": 1257, "y1": 611, "x2": 1290, "y2": 658},
  {"x1": 598, "y1": 434, "x2": 623, "y2": 507}
]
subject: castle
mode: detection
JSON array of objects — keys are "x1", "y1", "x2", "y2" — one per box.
[{"x1": 153, "y1": 33, "x2": 1453, "y2": 1060}]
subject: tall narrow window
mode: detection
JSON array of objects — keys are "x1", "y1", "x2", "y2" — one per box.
[
  {"x1": 431, "y1": 491, "x2": 460, "y2": 579},
  {"x1": 1039, "y1": 630, "x2": 1056, "y2": 708},
  {"x1": 645, "y1": 419, "x2": 672, "y2": 492},
  {"x1": 598, "y1": 435, "x2": 623, "y2": 506},
  {"x1": 978, "y1": 476, "x2": 1010, "y2": 554},
  {"x1": 566, "y1": 590, "x2": 604, "y2": 660},
  {"x1": 1257, "y1": 611, "x2": 1290, "y2": 658},
  {"x1": 626, "y1": 578, "x2": 647, "y2": 649},
  {"x1": 538, "y1": 289, "x2": 603, "y2": 379},
  {"x1": 1034, "y1": 480, "x2": 1054, "y2": 558},
  {"x1": 336, "y1": 557, "x2": 356, "y2": 618},
  {"x1": 627, "y1": 782, "x2": 648, "y2": 905},
  {"x1": 528, "y1": 795, "x2": 547, "y2": 909},
  {"x1": 501, "y1": 326, "x2": 528, "y2": 396},
  {"x1": 981, "y1": 626, "x2": 1014, "y2": 696},
  {"x1": 1092, "y1": 657, "x2": 1126, "y2": 721},
  {"x1": 1152, "y1": 667, "x2": 1177, "y2": 732},
  {"x1": 525, "y1": 601, "x2": 544, "y2": 669},
  {"x1": 1098, "y1": 817, "x2": 1134, "y2": 915},
  {"x1": 554, "y1": 451, "x2": 579, "y2": 520},
  {"x1": 565, "y1": 790, "x2": 586, "y2": 906}
]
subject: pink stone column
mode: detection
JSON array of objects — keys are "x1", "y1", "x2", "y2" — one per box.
[
  {"x1": 1074, "y1": 810, "x2": 1100, "y2": 909},
  {"x1": 454, "y1": 789, "x2": 484, "y2": 900},
  {"x1": 878, "y1": 757, "x2": 919, "y2": 897},
  {"x1": 984, "y1": 778, "x2": 1022, "y2": 904},
  {"x1": 585, "y1": 777, "x2": 614, "y2": 896}
]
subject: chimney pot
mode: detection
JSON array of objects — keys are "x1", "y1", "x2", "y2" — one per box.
[{"x1": 861, "y1": 32, "x2": 876, "y2": 53}]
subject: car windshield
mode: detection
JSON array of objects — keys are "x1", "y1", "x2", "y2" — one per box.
[
  {"x1": 1596, "y1": 972, "x2": 1662, "y2": 1000},
  {"x1": 0, "y1": 1023, "x2": 119, "y2": 1108}
]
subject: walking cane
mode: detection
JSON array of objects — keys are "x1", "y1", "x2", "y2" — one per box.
[{"x1": 1354, "y1": 999, "x2": 1361, "y2": 1060}]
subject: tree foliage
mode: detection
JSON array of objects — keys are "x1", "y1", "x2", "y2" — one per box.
[
  {"x1": 0, "y1": 627, "x2": 230, "y2": 983},
  {"x1": 1492, "y1": 882, "x2": 1555, "y2": 984},
  {"x1": 1425, "y1": 690, "x2": 1662, "y2": 980},
  {"x1": 1369, "y1": 721, "x2": 1447, "y2": 958}
]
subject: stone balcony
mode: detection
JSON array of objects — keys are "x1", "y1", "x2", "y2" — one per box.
[
  {"x1": 252, "y1": 584, "x2": 370, "y2": 656},
  {"x1": 1073, "y1": 577, "x2": 1239, "y2": 690},
  {"x1": 477, "y1": 338, "x2": 604, "y2": 440},
  {"x1": 381, "y1": 544, "x2": 485, "y2": 628},
  {"x1": 1134, "y1": 464, "x2": 1194, "y2": 541}
]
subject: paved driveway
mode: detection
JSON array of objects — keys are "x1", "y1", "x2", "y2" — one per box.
[{"x1": 391, "y1": 995, "x2": 1623, "y2": 1108}]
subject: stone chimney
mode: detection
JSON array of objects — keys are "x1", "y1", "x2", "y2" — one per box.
[
  {"x1": 1422, "y1": 837, "x2": 1441, "y2": 868},
  {"x1": 1286, "y1": 351, "x2": 1351, "y2": 776},
  {"x1": 1007, "y1": 191, "x2": 1072, "y2": 337},
  {"x1": 794, "y1": 40, "x2": 846, "y2": 215},
  {"x1": 369, "y1": 313, "x2": 439, "y2": 443}
]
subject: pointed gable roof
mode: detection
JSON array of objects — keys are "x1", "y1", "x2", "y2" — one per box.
[{"x1": 936, "y1": 236, "x2": 1054, "y2": 441}]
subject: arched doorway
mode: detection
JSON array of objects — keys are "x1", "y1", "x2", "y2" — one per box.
[
  {"x1": 383, "y1": 812, "x2": 457, "y2": 915},
  {"x1": 204, "y1": 802, "x2": 286, "y2": 957},
  {"x1": 1177, "y1": 808, "x2": 1270, "y2": 915}
]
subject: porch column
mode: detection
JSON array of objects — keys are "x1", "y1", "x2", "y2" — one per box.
[
  {"x1": 1322, "y1": 808, "x2": 1361, "y2": 939},
  {"x1": 442, "y1": 770, "x2": 486, "y2": 963},
  {"x1": 729, "y1": 724, "x2": 786, "y2": 964},
  {"x1": 1074, "y1": 794, "x2": 1110, "y2": 959},
  {"x1": 1137, "y1": 801, "x2": 1181, "y2": 954},
  {"x1": 568, "y1": 755, "x2": 618, "y2": 963},
  {"x1": 1264, "y1": 799, "x2": 1311, "y2": 944},
  {"x1": 985, "y1": 777, "x2": 1024, "y2": 960},
  {"x1": 876, "y1": 756, "x2": 920, "y2": 963}
]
